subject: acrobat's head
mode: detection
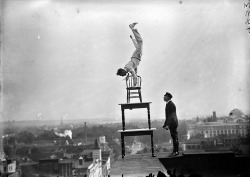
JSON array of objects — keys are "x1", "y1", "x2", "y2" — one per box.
[{"x1": 116, "y1": 68, "x2": 127, "y2": 77}]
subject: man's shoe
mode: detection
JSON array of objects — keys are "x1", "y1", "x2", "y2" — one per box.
[
  {"x1": 173, "y1": 152, "x2": 179, "y2": 156},
  {"x1": 168, "y1": 152, "x2": 179, "y2": 157},
  {"x1": 168, "y1": 152, "x2": 174, "y2": 157},
  {"x1": 129, "y1": 22, "x2": 138, "y2": 29}
]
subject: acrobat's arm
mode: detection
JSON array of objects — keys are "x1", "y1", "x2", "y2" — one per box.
[
  {"x1": 126, "y1": 67, "x2": 138, "y2": 86},
  {"x1": 134, "y1": 67, "x2": 137, "y2": 74}
]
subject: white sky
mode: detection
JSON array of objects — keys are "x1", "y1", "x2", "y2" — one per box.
[{"x1": 1, "y1": 0, "x2": 250, "y2": 122}]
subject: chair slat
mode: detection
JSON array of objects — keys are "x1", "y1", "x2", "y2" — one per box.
[
  {"x1": 126, "y1": 75, "x2": 142, "y2": 103},
  {"x1": 130, "y1": 93, "x2": 139, "y2": 95}
]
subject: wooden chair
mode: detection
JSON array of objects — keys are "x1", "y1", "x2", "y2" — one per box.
[{"x1": 126, "y1": 75, "x2": 142, "y2": 103}]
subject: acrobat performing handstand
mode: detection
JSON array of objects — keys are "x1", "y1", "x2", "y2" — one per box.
[{"x1": 116, "y1": 22, "x2": 143, "y2": 86}]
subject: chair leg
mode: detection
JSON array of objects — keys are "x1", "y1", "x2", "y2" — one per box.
[
  {"x1": 127, "y1": 90, "x2": 130, "y2": 103},
  {"x1": 139, "y1": 89, "x2": 142, "y2": 102},
  {"x1": 128, "y1": 90, "x2": 130, "y2": 103},
  {"x1": 127, "y1": 90, "x2": 129, "y2": 103}
]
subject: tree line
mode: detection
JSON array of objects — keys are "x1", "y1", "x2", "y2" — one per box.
[{"x1": 3, "y1": 120, "x2": 188, "y2": 147}]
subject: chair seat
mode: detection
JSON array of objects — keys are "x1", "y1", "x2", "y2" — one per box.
[{"x1": 127, "y1": 87, "x2": 141, "y2": 90}]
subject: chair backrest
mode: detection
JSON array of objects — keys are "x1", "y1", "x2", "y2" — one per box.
[{"x1": 126, "y1": 75, "x2": 141, "y2": 88}]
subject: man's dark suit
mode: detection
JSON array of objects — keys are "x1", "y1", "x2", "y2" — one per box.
[
  {"x1": 163, "y1": 100, "x2": 178, "y2": 128},
  {"x1": 163, "y1": 100, "x2": 179, "y2": 153}
]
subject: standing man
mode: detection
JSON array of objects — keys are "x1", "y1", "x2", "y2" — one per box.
[
  {"x1": 162, "y1": 92, "x2": 179, "y2": 157},
  {"x1": 116, "y1": 22, "x2": 143, "y2": 86}
]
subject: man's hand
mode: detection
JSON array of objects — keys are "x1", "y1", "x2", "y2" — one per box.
[{"x1": 162, "y1": 126, "x2": 169, "y2": 130}]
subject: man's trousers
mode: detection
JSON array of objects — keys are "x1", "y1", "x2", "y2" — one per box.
[{"x1": 170, "y1": 127, "x2": 179, "y2": 153}]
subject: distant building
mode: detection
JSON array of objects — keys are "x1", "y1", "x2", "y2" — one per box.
[
  {"x1": 182, "y1": 138, "x2": 204, "y2": 151},
  {"x1": 187, "y1": 110, "x2": 250, "y2": 139},
  {"x1": 18, "y1": 136, "x2": 113, "y2": 176},
  {"x1": 99, "y1": 136, "x2": 112, "y2": 177},
  {"x1": 39, "y1": 158, "x2": 73, "y2": 176},
  {"x1": 0, "y1": 159, "x2": 17, "y2": 176},
  {"x1": 73, "y1": 156, "x2": 92, "y2": 176},
  {"x1": 74, "y1": 138, "x2": 103, "y2": 177},
  {"x1": 73, "y1": 137, "x2": 113, "y2": 177},
  {"x1": 19, "y1": 162, "x2": 39, "y2": 176}
]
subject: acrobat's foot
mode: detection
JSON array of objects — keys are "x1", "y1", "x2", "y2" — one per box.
[
  {"x1": 129, "y1": 22, "x2": 138, "y2": 29},
  {"x1": 130, "y1": 35, "x2": 136, "y2": 40}
]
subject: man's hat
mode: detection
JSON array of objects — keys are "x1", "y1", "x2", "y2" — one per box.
[{"x1": 164, "y1": 92, "x2": 172, "y2": 99}]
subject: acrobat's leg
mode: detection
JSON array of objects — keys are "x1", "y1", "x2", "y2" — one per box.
[
  {"x1": 130, "y1": 35, "x2": 137, "y2": 48},
  {"x1": 130, "y1": 26, "x2": 143, "y2": 45}
]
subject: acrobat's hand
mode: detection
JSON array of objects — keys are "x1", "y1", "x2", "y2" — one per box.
[
  {"x1": 125, "y1": 74, "x2": 130, "y2": 81},
  {"x1": 133, "y1": 76, "x2": 137, "y2": 87}
]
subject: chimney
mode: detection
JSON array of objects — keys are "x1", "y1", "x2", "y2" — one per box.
[
  {"x1": 84, "y1": 122, "x2": 87, "y2": 145},
  {"x1": 92, "y1": 138, "x2": 101, "y2": 162},
  {"x1": 79, "y1": 156, "x2": 83, "y2": 166},
  {"x1": 213, "y1": 111, "x2": 217, "y2": 122},
  {"x1": 93, "y1": 138, "x2": 99, "y2": 149}
]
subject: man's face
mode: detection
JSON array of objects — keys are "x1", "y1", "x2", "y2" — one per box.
[{"x1": 164, "y1": 95, "x2": 170, "y2": 102}]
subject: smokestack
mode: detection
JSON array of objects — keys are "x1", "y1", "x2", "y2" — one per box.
[
  {"x1": 61, "y1": 116, "x2": 63, "y2": 126},
  {"x1": 84, "y1": 122, "x2": 87, "y2": 145},
  {"x1": 38, "y1": 113, "x2": 42, "y2": 120},
  {"x1": 0, "y1": 124, "x2": 5, "y2": 159},
  {"x1": 213, "y1": 111, "x2": 217, "y2": 122}
]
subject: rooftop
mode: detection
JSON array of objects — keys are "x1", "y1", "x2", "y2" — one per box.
[
  {"x1": 111, "y1": 153, "x2": 165, "y2": 177},
  {"x1": 110, "y1": 151, "x2": 250, "y2": 177}
]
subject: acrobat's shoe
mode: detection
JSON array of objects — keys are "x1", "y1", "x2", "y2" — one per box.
[{"x1": 129, "y1": 22, "x2": 138, "y2": 29}]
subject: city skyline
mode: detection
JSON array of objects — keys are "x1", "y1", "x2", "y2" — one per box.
[{"x1": 1, "y1": 0, "x2": 250, "y2": 122}]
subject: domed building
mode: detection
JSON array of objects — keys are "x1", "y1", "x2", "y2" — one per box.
[
  {"x1": 226, "y1": 109, "x2": 247, "y2": 123},
  {"x1": 186, "y1": 110, "x2": 250, "y2": 139},
  {"x1": 229, "y1": 108, "x2": 244, "y2": 119}
]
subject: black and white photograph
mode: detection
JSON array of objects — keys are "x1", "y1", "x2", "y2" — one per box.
[{"x1": 0, "y1": 0, "x2": 250, "y2": 176}]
